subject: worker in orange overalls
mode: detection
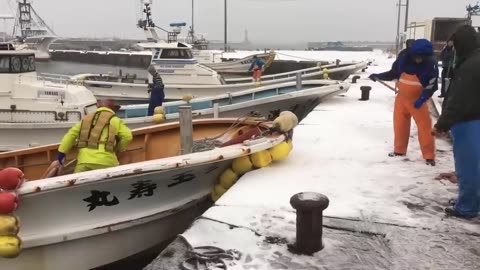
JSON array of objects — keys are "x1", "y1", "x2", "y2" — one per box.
[
  {"x1": 369, "y1": 39, "x2": 439, "y2": 166},
  {"x1": 248, "y1": 55, "x2": 265, "y2": 84}
]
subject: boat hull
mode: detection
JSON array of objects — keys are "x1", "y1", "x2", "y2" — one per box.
[
  {"x1": 0, "y1": 161, "x2": 231, "y2": 270},
  {"x1": 80, "y1": 62, "x2": 364, "y2": 104},
  {"x1": 0, "y1": 82, "x2": 347, "y2": 151}
]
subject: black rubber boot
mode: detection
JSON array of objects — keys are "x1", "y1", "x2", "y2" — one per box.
[
  {"x1": 426, "y1": 159, "x2": 436, "y2": 166},
  {"x1": 444, "y1": 207, "x2": 473, "y2": 220},
  {"x1": 388, "y1": 152, "x2": 406, "y2": 157}
]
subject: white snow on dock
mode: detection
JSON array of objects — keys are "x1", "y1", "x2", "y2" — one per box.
[{"x1": 176, "y1": 51, "x2": 479, "y2": 270}]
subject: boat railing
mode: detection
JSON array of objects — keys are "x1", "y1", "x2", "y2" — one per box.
[{"x1": 17, "y1": 74, "x2": 73, "y2": 89}]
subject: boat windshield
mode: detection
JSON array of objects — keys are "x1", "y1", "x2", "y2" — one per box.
[
  {"x1": 0, "y1": 54, "x2": 36, "y2": 73},
  {"x1": 156, "y1": 49, "x2": 193, "y2": 60}
]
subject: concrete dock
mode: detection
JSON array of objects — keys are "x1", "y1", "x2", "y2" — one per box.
[{"x1": 144, "y1": 53, "x2": 480, "y2": 270}]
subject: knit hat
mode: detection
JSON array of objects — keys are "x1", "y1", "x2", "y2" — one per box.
[{"x1": 410, "y1": 39, "x2": 434, "y2": 56}]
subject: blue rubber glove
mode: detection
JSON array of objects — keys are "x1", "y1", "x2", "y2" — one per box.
[
  {"x1": 414, "y1": 96, "x2": 427, "y2": 109},
  {"x1": 58, "y1": 152, "x2": 66, "y2": 166},
  {"x1": 368, "y1": 74, "x2": 378, "y2": 82}
]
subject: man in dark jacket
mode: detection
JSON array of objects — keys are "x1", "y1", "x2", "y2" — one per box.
[
  {"x1": 439, "y1": 40, "x2": 455, "y2": 98},
  {"x1": 147, "y1": 65, "x2": 165, "y2": 116},
  {"x1": 434, "y1": 25, "x2": 480, "y2": 219}
]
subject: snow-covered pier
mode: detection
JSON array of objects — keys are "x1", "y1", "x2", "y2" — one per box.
[{"x1": 144, "y1": 51, "x2": 480, "y2": 270}]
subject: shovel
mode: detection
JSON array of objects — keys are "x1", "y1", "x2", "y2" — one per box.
[{"x1": 371, "y1": 76, "x2": 398, "y2": 94}]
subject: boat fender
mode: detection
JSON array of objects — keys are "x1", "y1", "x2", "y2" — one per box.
[
  {"x1": 219, "y1": 169, "x2": 239, "y2": 190},
  {"x1": 214, "y1": 184, "x2": 228, "y2": 197},
  {"x1": 231, "y1": 156, "x2": 254, "y2": 175},
  {"x1": 0, "y1": 193, "x2": 19, "y2": 215},
  {"x1": 269, "y1": 141, "x2": 292, "y2": 161},
  {"x1": 322, "y1": 68, "x2": 330, "y2": 80},
  {"x1": 0, "y1": 215, "x2": 20, "y2": 236},
  {"x1": 153, "y1": 106, "x2": 165, "y2": 115},
  {"x1": 272, "y1": 111, "x2": 299, "y2": 133},
  {"x1": 153, "y1": 113, "x2": 166, "y2": 124},
  {"x1": 0, "y1": 168, "x2": 24, "y2": 191},
  {"x1": 210, "y1": 191, "x2": 222, "y2": 202},
  {"x1": 0, "y1": 235, "x2": 22, "y2": 258},
  {"x1": 243, "y1": 137, "x2": 268, "y2": 146},
  {"x1": 250, "y1": 150, "x2": 272, "y2": 168},
  {"x1": 182, "y1": 95, "x2": 193, "y2": 103}
]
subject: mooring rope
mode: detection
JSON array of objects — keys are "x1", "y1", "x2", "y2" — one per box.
[{"x1": 180, "y1": 246, "x2": 242, "y2": 270}]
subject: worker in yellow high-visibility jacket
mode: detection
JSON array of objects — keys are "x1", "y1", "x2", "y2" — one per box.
[{"x1": 57, "y1": 99, "x2": 133, "y2": 173}]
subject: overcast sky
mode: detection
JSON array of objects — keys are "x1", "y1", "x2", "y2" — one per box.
[{"x1": 1, "y1": 0, "x2": 477, "y2": 42}]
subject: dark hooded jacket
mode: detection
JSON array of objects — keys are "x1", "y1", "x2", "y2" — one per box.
[{"x1": 435, "y1": 25, "x2": 480, "y2": 131}]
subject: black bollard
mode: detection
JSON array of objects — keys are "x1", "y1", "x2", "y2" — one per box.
[
  {"x1": 335, "y1": 59, "x2": 341, "y2": 67},
  {"x1": 359, "y1": 86, "x2": 372, "y2": 101},
  {"x1": 352, "y1": 75, "x2": 361, "y2": 84},
  {"x1": 289, "y1": 192, "x2": 329, "y2": 255}
]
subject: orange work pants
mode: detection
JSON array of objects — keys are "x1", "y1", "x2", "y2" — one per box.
[
  {"x1": 253, "y1": 66, "x2": 262, "y2": 81},
  {"x1": 393, "y1": 94, "x2": 435, "y2": 160}
]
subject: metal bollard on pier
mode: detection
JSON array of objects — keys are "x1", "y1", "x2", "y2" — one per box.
[
  {"x1": 288, "y1": 192, "x2": 329, "y2": 255},
  {"x1": 359, "y1": 86, "x2": 372, "y2": 101},
  {"x1": 296, "y1": 72, "x2": 302, "y2": 90}
]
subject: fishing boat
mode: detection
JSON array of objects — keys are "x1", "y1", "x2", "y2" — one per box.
[
  {"x1": 70, "y1": 61, "x2": 363, "y2": 104},
  {"x1": 0, "y1": 78, "x2": 349, "y2": 151},
  {"x1": 0, "y1": 116, "x2": 296, "y2": 270},
  {"x1": 203, "y1": 51, "x2": 275, "y2": 76},
  {"x1": 224, "y1": 61, "x2": 368, "y2": 84}
]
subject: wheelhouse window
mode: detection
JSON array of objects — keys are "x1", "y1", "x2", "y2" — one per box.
[
  {"x1": 0, "y1": 55, "x2": 36, "y2": 73},
  {"x1": 159, "y1": 49, "x2": 193, "y2": 59}
]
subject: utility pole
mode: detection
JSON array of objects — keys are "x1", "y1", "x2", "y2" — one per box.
[
  {"x1": 404, "y1": 0, "x2": 410, "y2": 32},
  {"x1": 224, "y1": 0, "x2": 228, "y2": 52},
  {"x1": 191, "y1": 0, "x2": 194, "y2": 34},
  {"x1": 396, "y1": 0, "x2": 402, "y2": 55}
]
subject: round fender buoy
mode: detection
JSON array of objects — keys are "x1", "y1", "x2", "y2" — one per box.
[
  {"x1": 153, "y1": 113, "x2": 166, "y2": 124},
  {"x1": 153, "y1": 106, "x2": 165, "y2": 115},
  {"x1": 0, "y1": 193, "x2": 19, "y2": 215},
  {"x1": 0, "y1": 235, "x2": 22, "y2": 258},
  {"x1": 0, "y1": 215, "x2": 20, "y2": 236},
  {"x1": 0, "y1": 168, "x2": 24, "y2": 191}
]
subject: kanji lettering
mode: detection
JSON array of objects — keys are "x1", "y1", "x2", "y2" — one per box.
[
  {"x1": 168, "y1": 170, "x2": 196, "y2": 188},
  {"x1": 83, "y1": 190, "x2": 119, "y2": 212},
  {"x1": 128, "y1": 180, "x2": 157, "y2": 200}
]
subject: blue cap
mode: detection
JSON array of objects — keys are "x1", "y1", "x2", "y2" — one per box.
[{"x1": 410, "y1": 39, "x2": 434, "y2": 56}]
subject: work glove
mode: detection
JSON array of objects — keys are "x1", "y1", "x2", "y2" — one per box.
[
  {"x1": 414, "y1": 96, "x2": 428, "y2": 109},
  {"x1": 368, "y1": 74, "x2": 378, "y2": 82},
  {"x1": 58, "y1": 152, "x2": 66, "y2": 166}
]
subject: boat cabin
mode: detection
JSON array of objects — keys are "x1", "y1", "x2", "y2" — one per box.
[{"x1": 0, "y1": 44, "x2": 36, "y2": 74}]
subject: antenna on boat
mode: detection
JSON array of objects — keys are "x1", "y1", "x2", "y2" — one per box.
[
  {"x1": 12, "y1": 0, "x2": 56, "y2": 40},
  {"x1": 136, "y1": 0, "x2": 182, "y2": 43}
]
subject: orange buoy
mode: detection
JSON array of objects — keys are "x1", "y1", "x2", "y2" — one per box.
[
  {"x1": 0, "y1": 193, "x2": 19, "y2": 215},
  {"x1": 0, "y1": 168, "x2": 24, "y2": 191}
]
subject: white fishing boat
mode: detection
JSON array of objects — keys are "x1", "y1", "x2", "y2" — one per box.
[
  {"x1": 224, "y1": 61, "x2": 368, "y2": 84},
  {"x1": 0, "y1": 116, "x2": 296, "y2": 270},
  {"x1": 203, "y1": 51, "x2": 276, "y2": 76},
  {"x1": 70, "y1": 61, "x2": 363, "y2": 104},
  {"x1": 0, "y1": 76, "x2": 349, "y2": 151}
]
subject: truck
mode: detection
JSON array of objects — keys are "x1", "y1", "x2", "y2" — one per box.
[{"x1": 405, "y1": 17, "x2": 472, "y2": 55}]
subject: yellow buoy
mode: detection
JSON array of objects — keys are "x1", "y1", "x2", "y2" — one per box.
[
  {"x1": 153, "y1": 113, "x2": 165, "y2": 124},
  {"x1": 219, "y1": 169, "x2": 239, "y2": 190},
  {"x1": 0, "y1": 236, "x2": 22, "y2": 258},
  {"x1": 153, "y1": 106, "x2": 164, "y2": 115},
  {"x1": 287, "y1": 140, "x2": 294, "y2": 152},
  {"x1": 0, "y1": 215, "x2": 19, "y2": 236},
  {"x1": 232, "y1": 156, "x2": 254, "y2": 175},
  {"x1": 214, "y1": 184, "x2": 228, "y2": 197},
  {"x1": 250, "y1": 150, "x2": 272, "y2": 168},
  {"x1": 211, "y1": 191, "x2": 222, "y2": 202},
  {"x1": 269, "y1": 141, "x2": 291, "y2": 161}
]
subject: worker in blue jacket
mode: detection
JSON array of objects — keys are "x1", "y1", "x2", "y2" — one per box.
[
  {"x1": 147, "y1": 65, "x2": 165, "y2": 116},
  {"x1": 369, "y1": 39, "x2": 439, "y2": 166}
]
